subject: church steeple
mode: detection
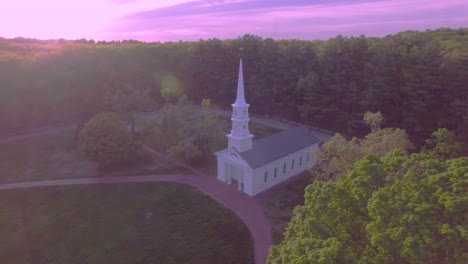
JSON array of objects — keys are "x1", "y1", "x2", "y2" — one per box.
[
  {"x1": 234, "y1": 59, "x2": 247, "y2": 106},
  {"x1": 227, "y1": 58, "x2": 253, "y2": 152}
]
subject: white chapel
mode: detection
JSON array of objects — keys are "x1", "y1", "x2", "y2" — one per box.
[{"x1": 215, "y1": 59, "x2": 322, "y2": 196}]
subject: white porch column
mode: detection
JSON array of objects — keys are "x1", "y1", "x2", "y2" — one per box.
[
  {"x1": 217, "y1": 157, "x2": 226, "y2": 182},
  {"x1": 238, "y1": 168, "x2": 243, "y2": 191},
  {"x1": 227, "y1": 163, "x2": 232, "y2": 184}
]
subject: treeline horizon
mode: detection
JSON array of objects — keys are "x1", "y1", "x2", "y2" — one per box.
[{"x1": 1, "y1": 28, "x2": 467, "y2": 146}]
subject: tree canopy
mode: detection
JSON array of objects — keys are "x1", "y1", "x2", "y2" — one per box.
[
  {"x1": 141, "y1": 97, "x2": 225, "y2": 164},
  {"x1": 1, "y1": 28, "x2": 467, "y2": 148},
  {"x1": 312, "y1": 113, "x2": 413, "y2": 181},
  {"x1": 78, "y1": 112, "x2": 138, "y2": 167},
  {"x1": 363, "y1": 111, "x2": 383, "y2": 133},
  {"x1": 270, "y1": 150, "x2": 468, "y2": 263}
]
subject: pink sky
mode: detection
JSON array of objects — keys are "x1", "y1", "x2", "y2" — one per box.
[{"x1": 1, "y1": 0, "x2": 467, "y2": 41}]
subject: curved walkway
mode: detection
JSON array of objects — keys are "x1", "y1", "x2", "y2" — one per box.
[
  {"x1": 0, "y1": 127, "x2": 273, "y2": 263},
  {"x1": 0, "y1": 125, "x2": 75, "y2": 144},
  {"x1": 0, "y1": 174, "x2": 272, "y2": 264},
  {"x1": 0, "y1": 107, "x2": 335, "y2": 264}
]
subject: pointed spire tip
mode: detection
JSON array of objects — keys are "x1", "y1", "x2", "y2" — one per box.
[{"x1": 235, "y1": 58, "x2": 247, "y2": 105}]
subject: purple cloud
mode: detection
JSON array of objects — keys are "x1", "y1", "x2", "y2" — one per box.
[
  {"x1": 1, "y1": 0, "x2": 466, "y2": 41},
  {"x1": 112, "y1": 0, "x2": 138, "y2": 3},
  {"x1": 125, "y1": 0, "x2": 362, "y2": 19},
  {"x1": 103, "y1": 0, "x2": 468, "y2": 41}
]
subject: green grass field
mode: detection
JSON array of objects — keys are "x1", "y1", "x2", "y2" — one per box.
[
  {"x1": 0, "y1": 129, "x2": 185, "y2": 184},
  {"x1": 0, "y1": 129, "x2": 99, "y2": 184},
  {"x1": 0, "y1": 183, "x2": 253, "y2": 264}
]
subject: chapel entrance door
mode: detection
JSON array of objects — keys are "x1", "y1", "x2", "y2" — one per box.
[{"x1": 228, "y1": 164, "x2": 243, "y2": 191}]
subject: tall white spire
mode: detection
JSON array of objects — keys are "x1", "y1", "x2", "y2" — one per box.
[
  {"x1": 227, "y1": 58, "x2": 253, "y2": 152},
  {"x1": 235, "y1": 59, "x2": 247, "y2": 106}
]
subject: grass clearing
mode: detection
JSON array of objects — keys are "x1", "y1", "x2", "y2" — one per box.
[
  {"x1": 0, "y1": 129, "x2": 98, "y2": 184},
  {"x1": 0, "y1": 129, "x2": 185, "y2": 184},
  {"x1": 0, "y1": 182, "x2": 253, "y2": 264}
]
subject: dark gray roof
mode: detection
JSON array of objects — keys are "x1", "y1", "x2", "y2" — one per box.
[{"x1": 238, "y1": 126, "x2": 321, "y2": 168}]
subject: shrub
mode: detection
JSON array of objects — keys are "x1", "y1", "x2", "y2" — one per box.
[{"x1": 78, "y1": 112, "x2": 138, "y2": 168}]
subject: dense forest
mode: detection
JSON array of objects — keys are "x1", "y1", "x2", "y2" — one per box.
[{"x1": 1, "y1": 28, "x2": 467, "y2": 146}]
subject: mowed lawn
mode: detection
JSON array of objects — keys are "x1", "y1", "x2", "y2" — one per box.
[
  {"x1": 0, "y1": 129, "x2": 186, "y2": 184},
  {"x1": 0, "y1": 183, "x2": 254, "y2": 264},
  {"x1": 0, "y1": 129, "x2": 99, "y2": 184}
]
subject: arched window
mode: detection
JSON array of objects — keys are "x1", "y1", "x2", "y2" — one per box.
[
  {"x1": 291, "y1": 159, "x2": 295, "y2": 170},
  {"x1": 283, "y1": 163, "x2": 286, "y2": 174},
  {"x1": 274, "y1": 167, "x2": 277, "y2": 178},
  {"x1": 299, "y1": 156, "x2": 303, "y2": 166},
  {"x1": 264, "y1": 171, "x2": 268, "y2": 182}
]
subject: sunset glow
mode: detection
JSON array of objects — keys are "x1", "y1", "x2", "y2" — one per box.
[
  {"x1": 1, "y1": 0, "x2": 467, "y2": 41},
  {"x1": 0, "y1": 0, "x2": 113, "y2": 39}
]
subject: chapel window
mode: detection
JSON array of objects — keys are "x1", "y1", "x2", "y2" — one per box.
[
  {"x1": 283, "y1": 163, "x2": 286, "y2": 174},
  {"x1": 264, "y1": 171, "x2": 268, "y2": 182},
  {"x1": 299, "y1": 156, "x2": 303, "y2": 166},
  {"x1": 291, "y1": 159, "x2": 295, "y2": 170},
  {"x1": 274, "y1": 167, "x2": 277, "y2": 178}
]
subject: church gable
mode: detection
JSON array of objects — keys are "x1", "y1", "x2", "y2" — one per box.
[{"x1": 216, "y1": 148, "x2": 252, "y2": 168}]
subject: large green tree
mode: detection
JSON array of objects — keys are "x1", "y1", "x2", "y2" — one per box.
[
  {"x1": 270, "y1": 150, "x2": 468, "y2": 264},
  {"x1": 78, "y1": 112, "x2": 138, "y2": 167},
  {"x1": 423, "y1": 128, "x2": 464, "y2": 159},
  {"x1": 105, "y1": 83, "x2": 155, "y2": 133},
  {"x1": 312, "y1": 113, "x2": 413, "y2": 181},
  {"x1": 366, "y1": 153, "x2": 467, "y2": 263}
]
